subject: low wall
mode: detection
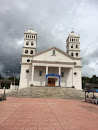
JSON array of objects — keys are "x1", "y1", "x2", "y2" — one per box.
[
  {"x1": 0, "y1": 89, "x2": 11, "y2": 94},
  {"x1": 0, "y1": 84, "x2": 19, "y2": 94},
  {"x1": 10, "y1": 84, "x2": 19, "y2": 90}
]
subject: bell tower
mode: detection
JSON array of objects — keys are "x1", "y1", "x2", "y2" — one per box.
[
  {"x1": 23, "y1": 28, "x2": 37, "y2": 56},
  {"x1": 20, "y1": 28, "x2": 37, "y2": 89},
  {"x1": 66, "y1": 31, "x2": 80, "y2": 58},
  {"x1": 21, "y1": 28, "x2": 37, "y2": 63}
]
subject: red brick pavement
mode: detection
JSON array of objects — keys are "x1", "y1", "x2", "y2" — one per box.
[{"x1": 0, "y1": 97, "x2": 98, "y2": 130}]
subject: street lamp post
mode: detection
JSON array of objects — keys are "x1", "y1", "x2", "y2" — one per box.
[{"x1": 4, "y1": 70, "x2": 9, "y2": 99}]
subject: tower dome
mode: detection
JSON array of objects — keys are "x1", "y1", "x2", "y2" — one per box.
[
  {"x1": 69, "y1": 31, "x2": 79, "y2": 37},
  {"x1": 25, "y1": 28, "x2": 37, "y2": 34}
]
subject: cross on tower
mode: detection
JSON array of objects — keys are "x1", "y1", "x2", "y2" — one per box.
[{"x1": 30, "y1": 25, "x2": 33, "y2": 30}]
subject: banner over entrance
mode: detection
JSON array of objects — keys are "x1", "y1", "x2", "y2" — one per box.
[{"x1": 46, "y1": 73, "x2": 60, "y2": 86}]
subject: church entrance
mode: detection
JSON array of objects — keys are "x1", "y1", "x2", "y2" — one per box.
[{"x1": 48, "y1": 78, "x2": 55, "y2": 86}]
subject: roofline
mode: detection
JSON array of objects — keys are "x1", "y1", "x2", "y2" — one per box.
[
  {"x1": 24, "y1": 33, "x2": 37, "y2": 35},
  {"x1": 23, "y1": 47, "x2": 36, "y2": 49},
  {"x1": 24, "y1": 38, "x2": 37, "y2": 41},
  {"x1": 32, "y1": 60, "x2": 76, "y2": 65},
  {"x1": 68, "y1": 50, "x2": 81, "y2": 52},
  {"x1": 20, "y1": 62, "x2": 32, "y2": 65},
  {"x1": 74, "y1": 66, "x2": 83, "y2": 68},
  {"x1": 21, "y1": 46, "x2": 82, "y2": 60},
  {"x1": 74, "y1": 58, "x2": 82, "y2": 60},
  {"x1": 21, "y1": 55, "x2": 33, "y2": 57},
  {"x1": 68, "y1": 36, "x2": 80, "y2": 38},
  {"x1": 32, "y1": 46, "x2": 76, "y2": 60}
]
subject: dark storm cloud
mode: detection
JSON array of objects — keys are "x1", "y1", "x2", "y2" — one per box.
[{"x1": 0, "y1": 0, "x2": 98, "y2": 77}]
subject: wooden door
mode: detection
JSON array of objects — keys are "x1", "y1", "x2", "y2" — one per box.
[
  {"x1": 52, "y1": 79, "x2": 55, "y2": 86},
  {"x1": 48, "y1": 78, "x2": 55, "y2": 86}
]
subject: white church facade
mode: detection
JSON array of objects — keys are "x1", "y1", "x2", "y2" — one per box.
[{"x1": 19, "y1": 28, "x2": 82, "y2": 90}]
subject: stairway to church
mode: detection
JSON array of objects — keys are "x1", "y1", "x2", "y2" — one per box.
[{"x1": 7, "y1": 86, "x2": 85, "y2": 99}]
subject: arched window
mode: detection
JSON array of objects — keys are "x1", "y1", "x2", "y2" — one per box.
[
  {"x1": 31, "y1": 41, "x2": 33, "y2": 46},
  {"x1": 70, "y1": 38, "x2": 71, "y2": 42},
  {"x1": 76, "y1": 53, "x2": 78, "y2": 57},
  {"x1": 26, "y1": 69, "x2": 29, "y2": 73},
  {"x1": 30, "y1": 50, "x2": 33, "y2": 54},
  {"x1": 26, "y1": 35, "x2": 27, "y2": 38},
  {"x1": 30, "y1": 35, "x2": 31, "y2": 38},
  {"x1": 74, "y1": 72, "x2": 77, "y2": 75},
  {"x1": 26, "y1": 41, "x2": 29, "y2": 45},
  {"x1": 27, "y1": 59, "x2": 30, "y2": 62},
  {"x1": 25, "y1": 50, "x2": 28, "y2": 53},
  {"x1": 32, "y1": 35, "x2": 33, "y2": 39},
  {"x1": 28, "y1": 35, "x2": 29, "y2": 38},
  {"x1": 71, "y1": 44, "x2": 73, "y2": 48},
  {"x1": 34, "y1": 35, "x2": 35, "y2": 39},
  {"x1": 72, "y1": 39, "x2": 73, "y2": 42},
  {"x1": 71, "y1": 52, "x2": 73, "y2": 56},
  {"x1": 76, "y1": 44, "x2": 78, "y2": 48}
]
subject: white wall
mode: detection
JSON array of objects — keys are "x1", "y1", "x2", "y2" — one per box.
[
  {"x1": 22, "y1": 57, "x2": 32, "y2": 63},
  {"x1": 33, "y1": 66, "x2": 46, "y2": 86},
  {"x1": 33, "y1": 49, "x2": 73, "y2": 62},
  {"x1": 0, "y1": 89, "x2": 11, "y2": 94},
  {"x1": 19, "y1": 65, "x2": 32, "y2": 89},
  {"x1": 74, "y1": 68, "x2": 82, "y2": 90},
  {"x1": 29, "y1": 66, "x2": 72, "y2": 87},
  {"x1": 61, "y1": 68, "x2": 72, "y2": 87},
  {"x1": 19, "y1": 48, "x2": 82, "y2": 90},
  {"x1": 19, "y1": 64, "x2": 82, "y2": 90}
]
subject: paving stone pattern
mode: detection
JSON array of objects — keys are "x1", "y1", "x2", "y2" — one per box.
[{"x1": 0, "y1": 97, "x2": 98, "y2": 130}]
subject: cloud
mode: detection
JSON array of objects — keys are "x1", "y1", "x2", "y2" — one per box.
[
  {"x1": 0, "y1": 0, "x2": 98, "y2": 78},
  {"x1": 81, "y1": 40, "x2": 98, "y2": 77}
]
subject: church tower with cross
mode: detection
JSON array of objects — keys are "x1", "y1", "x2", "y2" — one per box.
[{"x1": 66, "y1": 31, "x2": 80, "y2": 58}]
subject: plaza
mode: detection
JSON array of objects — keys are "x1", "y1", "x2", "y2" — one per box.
[{"x1": 0, "y1": 97, "x2": 98, "y2": 130}]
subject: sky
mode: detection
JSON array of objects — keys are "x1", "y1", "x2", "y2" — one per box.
[{"x1": 0, "y1": 0, "x2": 98, "y2": 78}]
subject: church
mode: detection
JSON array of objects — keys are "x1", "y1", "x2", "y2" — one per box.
[{"x1": 19, "y1": 28, "x2": 82, "y2": 90}]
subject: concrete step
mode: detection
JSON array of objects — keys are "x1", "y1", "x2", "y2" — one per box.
[{"x1": 7, "y1": 86, "x2": 85, "y2": 99}]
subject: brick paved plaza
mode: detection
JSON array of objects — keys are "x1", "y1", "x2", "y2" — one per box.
[{"x1": 0, "y1": 97, "x2": 98, "y2": 130}]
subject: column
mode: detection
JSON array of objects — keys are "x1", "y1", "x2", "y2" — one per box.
[
  {"x1": 46, "y1": 66, "x2": 48, "y2": 75},
  {"x1": 59, "y1": 67, "x2": 61, "y2": 76},
  {"x1": 0, "y1": 82, "x2": 1, "y2": 89},
  {"x1": 32, "y1": 65, "x2": 34, "y2": 84},
  {"x1": 46, "y1": 66, "x2": 48, "y2": 85},
  {"x1": 72, "y1": 68, "x2": 74, "y2": 87},
  {"x1": 59, "y1": 67, "x2": 61, "y2": 86}
]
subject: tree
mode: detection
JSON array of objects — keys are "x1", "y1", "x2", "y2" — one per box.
[
  {"x1": 89, "y1": 75, "x2": 98, "y2": 84},
  {"x1": 0, "y1": 74, "x2": 5, "y2": 80},
  {"x1": 8, "y1": 76, "x2": 20, "y2": 85},
  {"x1": 82, "y1": 76, "x2": 90, "y2": 89}
]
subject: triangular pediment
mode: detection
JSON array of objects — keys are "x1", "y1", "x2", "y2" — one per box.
[{"x1": 32, "y1": 46, "x2": 75, "y2": 63}]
